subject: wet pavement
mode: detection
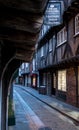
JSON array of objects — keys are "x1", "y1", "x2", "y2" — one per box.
[{"x1": 11, "y1": 85, "x2": 79, "y2": 130}]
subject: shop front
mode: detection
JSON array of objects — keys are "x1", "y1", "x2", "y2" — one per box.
[{"x1": 31, "y1": 73, "x2": 38, "y2": 89}]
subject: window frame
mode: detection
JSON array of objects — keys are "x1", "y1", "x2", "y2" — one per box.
[
  {"x1": 57, "y1": 27, "x2": 67, "y2": 47},
  {"x1": 49, "y1": 38, "x2": 53, "y2": 52},
  {"x1": 25, "y1": 63, "x2": 29, "y2": 68},
  {"x1": 75, "y1": 13, "x2": 79, "y2": 35},
  {"x1": 33, "y1": 59, "x2": 35, "y2": 71},
  {"x1": 58, "y1": 70, "x2": 66, "y2": 92},
  {"x1": 22, "y1": 63, "x2": 24, "y2": 69},
  {"x1": 41, "y1": 46, "x2": 44, "y2": 57}
]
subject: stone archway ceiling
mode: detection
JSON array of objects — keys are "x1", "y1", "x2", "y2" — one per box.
[{"x1": 0, "y1": 0, "x2": 48, "y2": 62}]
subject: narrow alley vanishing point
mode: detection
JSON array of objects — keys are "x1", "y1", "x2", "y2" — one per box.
[{"x1": 13, "y1": 85, "x2": 79, "y2": 130}]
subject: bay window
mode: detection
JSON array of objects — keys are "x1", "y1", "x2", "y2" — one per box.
[
  {"x1": 75, "y1": 13, "x2": 79, "y2": 35},
  {"x1": 57, "y1": 27, "x2": 67, "y2": 46}
]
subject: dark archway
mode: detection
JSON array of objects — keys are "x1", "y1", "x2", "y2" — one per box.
[
  {"x1": 1, "y1": 57, "x2": 21, "y2": 130},
  {"x1": 0, "y1": 0, "x2": 49, "y2": 130}
]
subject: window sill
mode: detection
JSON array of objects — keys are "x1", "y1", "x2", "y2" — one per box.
[
  {"x1": 49, "y1": 50, "x2": 52, "y2": 52},
  {"x1": 73, "y1": 32, "x2": 79, "y2": 38},
  {"x1": 56, "y1": 41, "x2": 67, "y2": 48},
  {"x1": 40, "y1": 55, "x2": 44, "y2": 58}
]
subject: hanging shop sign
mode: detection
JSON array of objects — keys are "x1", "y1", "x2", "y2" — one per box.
[{"x1": 44, "y1": 1, "x2": 61, "y2": 26}]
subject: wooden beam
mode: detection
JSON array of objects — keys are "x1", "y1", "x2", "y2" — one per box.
[
  {"x1": 0, "y1": 0, "x2": 47, "y2": 14},
  {"x1": 0, "y1": 30, "x2": 39, "y2": 43},
  {"x1": 15, "y1": 55, "x2": 32, "y2": 62},
  {"x1": 15, "y1": 49, "x2": 34, "y2": 62},
  {"x1": 16, "y1": 48, "x2": 34, "y2": 54},
  {"x1": 69, "y1": 6, "x2": 79, "y2": 11},
  {"x1": 14, "y1": 44, "x2": 35, "y2": 51},
  {"x1": 3, "y1": 41, "x2": 36, "y2": 50},
  {"x1": 0, "y1": 18, "x2": 42, "y2": 33},
  {"x1": 0, "y1": 0, "x2": 48, "y2": 62}
]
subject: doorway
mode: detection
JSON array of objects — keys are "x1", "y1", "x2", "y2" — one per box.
[{"x1": 52, "y1": 73, "x2": 56, "y2": 95}]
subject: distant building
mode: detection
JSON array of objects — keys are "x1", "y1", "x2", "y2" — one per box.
[
  {"x1": 18, "y1": 59, "x2": 38, "y2": 89},
  {"x1": 18, "y1": 63, "x2": 31, "y2": 86}
]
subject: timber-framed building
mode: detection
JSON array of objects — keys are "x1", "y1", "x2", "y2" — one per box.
[{"x1": 36, "y1": 0, "x2": 79, "y2": 107}]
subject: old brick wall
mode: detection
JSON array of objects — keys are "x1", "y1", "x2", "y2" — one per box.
[{"x1": 66, "y1": 68, "x2": 77, "y2": 106}]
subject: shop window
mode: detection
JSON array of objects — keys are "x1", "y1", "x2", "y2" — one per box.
[
  {"x1": 75, "y1": 14, "x2": 79, "y2": 35},
  {"x1": 58, "y1": 70, "x2": 66, "y2": 91},
  {"x1": 57, "y1": 27, "x2": 67, "y2": 46},
  {"x1": 33, "y1": 77, "x2": 36, "y2": 87}
]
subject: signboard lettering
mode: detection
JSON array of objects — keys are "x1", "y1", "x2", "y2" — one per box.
[{"x1": 44, "y1": 2, "x2": 61, "y2": 26}]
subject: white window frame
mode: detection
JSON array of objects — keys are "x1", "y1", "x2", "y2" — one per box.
[
  {"x1": 33, "y1": 59, "x2": 35, "y2": 71},
  {"x1": 25, "y1": 63, "x2": 29, "y2": 68},
  {"x1": 22, "y1": 63, "x2": 24, "y2": 69},
  {"x1": 57, "y1": 27, "x2": 67, "y2": 47},
  {"x1": 75, "y1": 13, "x2": 79, "y2": 35},
  {"x1": 58, "y1": 70, "x2": 66, "y2": 92},
  {"x1": 41, "y1": 46, "x2": 44, "y2": 57},
  {"x1": 49, "y1": 39, "x2": 52, "y2": 52},
  {"x1": 43, "y1": 25, "x2": 47, "y2": 34}
]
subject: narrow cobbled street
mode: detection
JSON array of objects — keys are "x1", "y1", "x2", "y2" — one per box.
[{"x1": 13, "y1": 85, "x2": 79, "y2": 130}]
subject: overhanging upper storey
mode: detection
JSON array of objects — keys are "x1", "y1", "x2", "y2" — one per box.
[{"x1": 0, "y1": 0, "x2": 48, "y2": 62}]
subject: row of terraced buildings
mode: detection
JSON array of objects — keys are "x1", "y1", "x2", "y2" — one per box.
[{"x1": 18, "y1": 0, "x2": 79, "y2": 108}]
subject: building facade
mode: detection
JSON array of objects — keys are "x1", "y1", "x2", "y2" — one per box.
[
  {"x1": 30, "y1": 53, "x2": 39, "y2": 89},
  {"x1": 18, "y1": 63, "x2": 31, "y2": 87},
  {"x1": 19, "y1": 54, "x2": 39, "y2": 89},
  {"x1": 36, "y1": 0, "x2": 79, "y2": 107},
  {"x1": 18, "y1": 0, "x2": 79, "y2": 108}
]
